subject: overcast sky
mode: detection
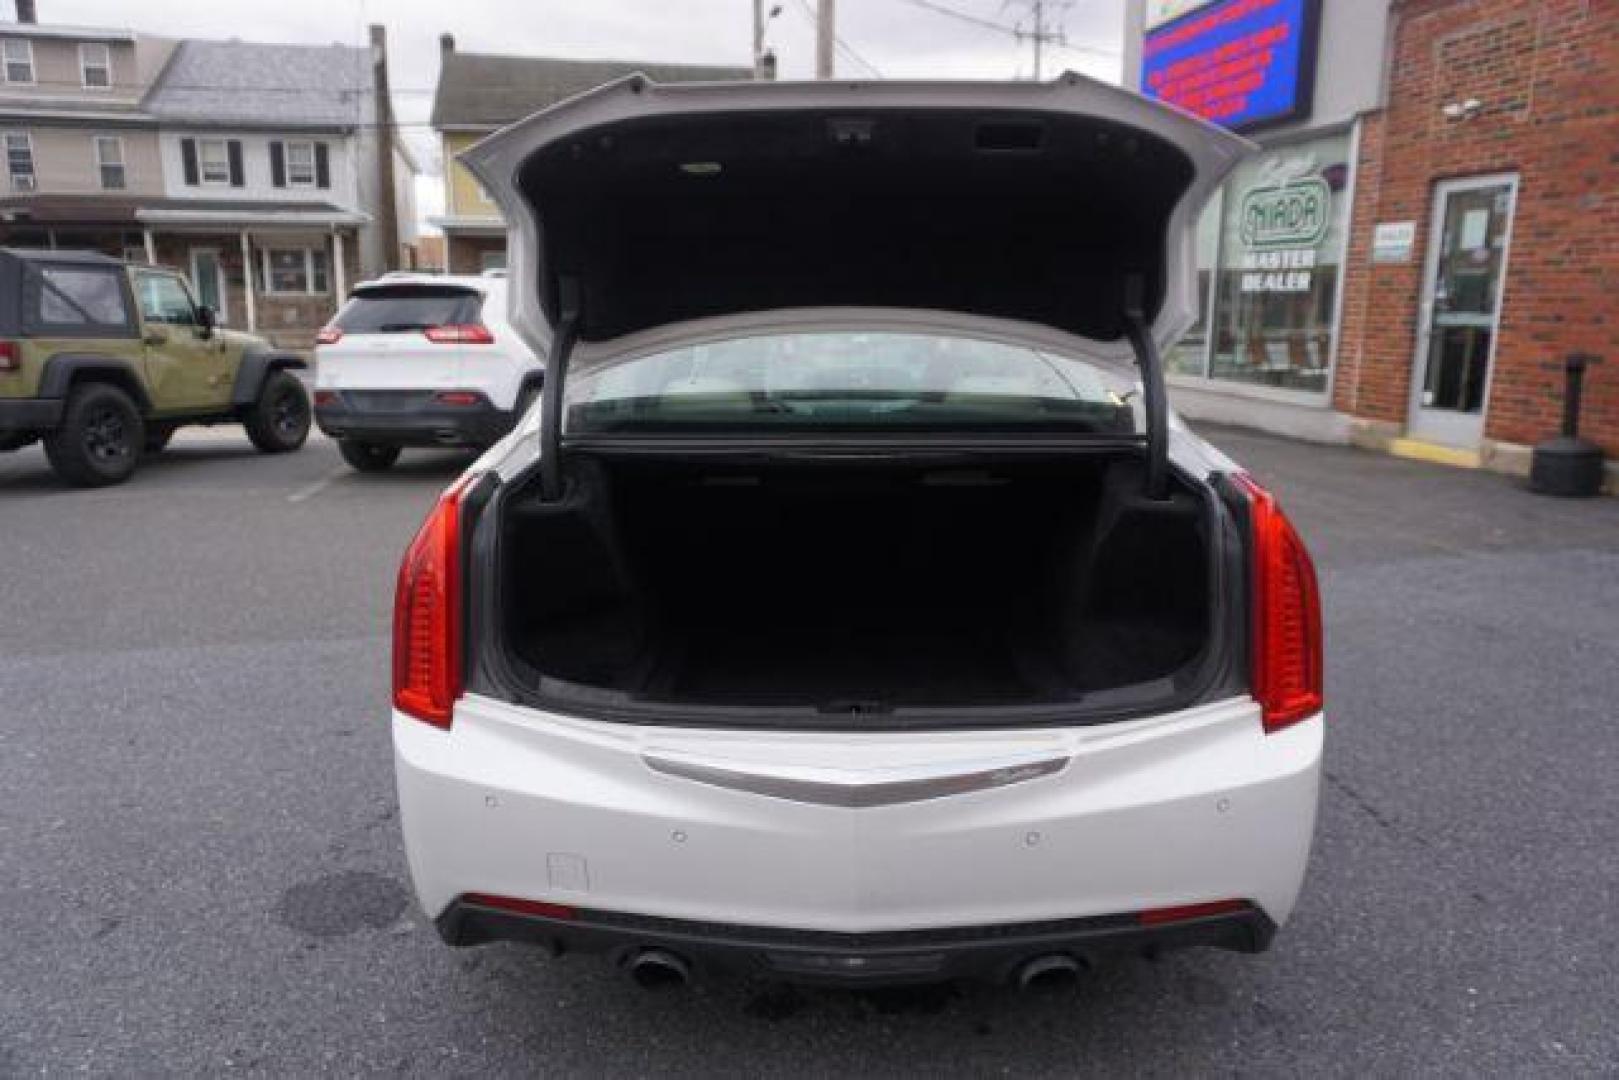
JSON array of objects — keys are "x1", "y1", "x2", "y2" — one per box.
[{"x1": 25, "y1": 0, "x2": 1125, "y2": 230}]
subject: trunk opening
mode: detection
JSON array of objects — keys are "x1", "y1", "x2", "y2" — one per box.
[{"x1": 486, "y1": 448, "x2": 1229, "y2": 720}]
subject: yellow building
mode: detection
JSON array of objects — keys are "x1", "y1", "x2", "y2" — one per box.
[{"x1": 428, "y1": 36, "x2": 749, "y2": 274}]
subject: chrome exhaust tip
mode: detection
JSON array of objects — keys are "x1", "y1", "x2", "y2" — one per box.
[
  {"x1": 1015, "y1": 953, "x2": 1083, "y2": 992},
  {"x1": 626, "y1": 948, "x2": 691, "y2": 991}
]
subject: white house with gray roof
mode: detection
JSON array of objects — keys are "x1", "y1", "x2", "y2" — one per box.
[
  {"x1": 0, "y1": 4, "x2": 416, "y2": 349},
  {"x1": 138, "y1": 33, "x2": 414, "y2": 346}
]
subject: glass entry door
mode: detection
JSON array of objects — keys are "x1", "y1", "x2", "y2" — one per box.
[
  {"x1": 189, "y1": 248, "x2": 227, "y2": 325},
  {"x1": 1407, "y1": 175, "x2": 1517, "y2": 448}
]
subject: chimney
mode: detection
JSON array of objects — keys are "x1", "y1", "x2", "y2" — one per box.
[
  {"x1": 439, "y1": 33, "x2": 455, "y2": 54},
  {"x1": 370, "y1": 24, "x2": 401, "y2": 272},
  {"x1": 16, "y1": 0, "x2": 37, "y2": 24}
]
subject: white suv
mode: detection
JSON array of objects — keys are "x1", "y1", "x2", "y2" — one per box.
[
  {"x1": 313, "y1": 273, "x2": 542, "y2": 471},
  {"x1": 390, "y1": 77, "x2": 1324, "y2": 990}
]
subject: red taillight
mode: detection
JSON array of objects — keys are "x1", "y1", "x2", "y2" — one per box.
[
  {"x1": 433, "y1": 390, "x2": 483, "y2": 407},
  {"x1": 315, "y1": 326, "x2": 343, "y2": 346},
  {"x1": 462, "y1": 893, "x2": 577, "y2": 920},
  {"x1": 1234, "y1": 473, "x2": 1323, "y2": 733},
  {"x1": 423, "y1": 324, "x2": 495, "y2": 345},
  {"x1": 392, "y1": 472, "x2": 479, "y2": 727},
  {"x1": 313, "y1": 390, "x2": 337, "y2": 406},
  {"x1": 0, "y1": 341, "x2": 18, "y2": 371},
  {"x1": 1137, "y1": 898, "x2": 1250, "y2": 926}
]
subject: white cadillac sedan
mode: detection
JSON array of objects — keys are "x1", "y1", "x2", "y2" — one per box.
[{"x1": 390, "y1": 75, "x2": 1323, "y2": 990}]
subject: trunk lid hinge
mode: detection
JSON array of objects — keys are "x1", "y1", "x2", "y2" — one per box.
[
  {"x1": 538, "y1": 276, "x2": 582, "y2": 502},
  {"x1": 1122, "y1": 273, "x2": 1170, "y2": 502}
]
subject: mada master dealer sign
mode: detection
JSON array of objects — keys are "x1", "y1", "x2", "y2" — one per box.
[{"x1": 1141, "y1": 0, "x2": 1322, "y2": 131}]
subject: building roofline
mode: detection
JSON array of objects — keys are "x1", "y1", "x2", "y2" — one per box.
[
  {"x1": 427, "y1": 214, "x2": 504, "y2": 234},
  {"x1": 429, "y1": 50, "x2": 752, "y2": 129},
  {"x1": 440, "y1": 48, "x2": 751, "y2": 75},
  {"x1": 0, "y1": 107, "x2": 158, "y2": 125},
  {"x1": 0, "y1": 22, "x2": 138, "y2": 43},
  {"x1": 135, "y1": 32, "x2": 184, "y2": 112},
  {"x1": 152, "y1": 119, "x2": 358, "y2": 134}
]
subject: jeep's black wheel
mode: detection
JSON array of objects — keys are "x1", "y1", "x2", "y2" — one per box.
[
  {"x1": 144, "y1": 425, "x2": 175, "y2": 454},
  {"x1": 43, "y1": 383, "x2": 146, "y2": 487},
  {"x1": 244, "y1": 370, "x2": 310, "y2": 454},
  {"x1": 338, "y1": 439, "x2": 401, "y2": 472}
]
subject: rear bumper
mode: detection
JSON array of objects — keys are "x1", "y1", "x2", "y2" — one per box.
[
  {"x1": 436, "y1": 896, "x2": 1275, "y2": 986},
  {"x1": 0, "y1": 396, "x2": 63, "y2": 433},
  {"x1": 314, "y1": 391, "x2": 516, "y2": 448},
  {"x1": 394, "y1": 694, "x2": 1323, "y2": 984}
]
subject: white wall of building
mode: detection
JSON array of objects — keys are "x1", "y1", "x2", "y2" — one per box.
[{"x1": 154, "y1": 130, "x2": 360, "y2": 209}]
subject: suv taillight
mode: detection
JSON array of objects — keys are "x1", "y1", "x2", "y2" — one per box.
[
  {"x1": 0, "y1": 341, "x2": 17, "y2": 371},
  {"x1": 315, "y1": 326, "x2": 343, "y2": 346},
  {"x1": 1234, "y1": 473, "x2": 1323, "y2": 733},
  {"x1": 424, "y1": 324, "x2": 495, "y2": 345},
  {"x1": 393, "y1": 473, "x2": 479, "y2": 728}
]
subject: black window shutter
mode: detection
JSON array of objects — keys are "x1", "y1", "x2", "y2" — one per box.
[
  {"x1": 227, "y1": 140, "x2": 244, "y2": 186},
  {"x1": 269, "y1": 141, "x2": 285, "y2": 187},
  {"x1": 314, "y1": 143, "x2": 330, "y2": 189},
  {"x1": 181, "y1": 138, "x2": 198, "y2": 185}
]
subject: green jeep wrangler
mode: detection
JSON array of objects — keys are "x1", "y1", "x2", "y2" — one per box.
[{"x1": 0, "y1": 247, "x2": 311, "y2": 487}]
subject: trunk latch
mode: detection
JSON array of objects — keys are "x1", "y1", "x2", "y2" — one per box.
[{"x1": 818, "y1": 699, "x2": 893, "y2": 716}]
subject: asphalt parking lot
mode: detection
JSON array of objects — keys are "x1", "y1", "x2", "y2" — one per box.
[{"x1": 2, "y1": 425, "x2": 1617, "y2": 1076}]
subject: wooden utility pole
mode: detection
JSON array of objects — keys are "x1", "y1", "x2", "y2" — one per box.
[
  {"x1": 753, "y1": 0, "x2": 766, "y2": 78},
  {"x1": 369, "y1": 24, "x2": 400, "y2": 272},
  {"x1": 816, "y1": 0, "x2": 835, "y2": 79},
  {"x1": 1010, "y1": 0, "x2": 1067, "y2": 81},
  {"x1": 1031, "y1": 0, "x2": 1043, "y2": 80}
]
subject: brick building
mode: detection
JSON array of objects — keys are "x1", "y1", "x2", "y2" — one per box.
[{"x1": 1127, "y1": 0, "x2": 1618, "y2": 490}]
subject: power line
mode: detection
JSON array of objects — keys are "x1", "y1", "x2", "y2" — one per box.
[
  {"x1": 895, "y1": 0, "x2": 1022, "y2": 36},
  {"x1": 834, "y1": 36, "x2": 884, "y2": 78},
  {"x1": 891, "y1": 0, "x2": 1118, "y2": 63}
]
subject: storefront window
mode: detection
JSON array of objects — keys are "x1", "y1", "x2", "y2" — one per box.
[
  {"x1": 1165, "y1": 190, "x2": 1221, "y2": 378},
  {"x1": 1206, "y1": 132, "x2": 1351, "y2": 394}
]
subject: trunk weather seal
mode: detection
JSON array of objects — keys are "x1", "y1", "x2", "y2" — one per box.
[{"x1": 561, "y1": 433, "x2": 1147, "y2": 456}]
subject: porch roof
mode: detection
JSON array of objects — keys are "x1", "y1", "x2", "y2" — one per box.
[
  {"x1": 0, "y1": 196, "x2": 368, "y2": 230},
  {"x1": 136, "y1": 200, "x2": 369, "y2": 228}
]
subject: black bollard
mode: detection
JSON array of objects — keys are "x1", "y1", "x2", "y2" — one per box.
[{"x1": 1529, "y1": 353, "x2": 1605, "y2": 497}]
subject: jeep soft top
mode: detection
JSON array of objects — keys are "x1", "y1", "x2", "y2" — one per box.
[{"x1": 0, "y1": 247, "x2": 311, "y2": 486}]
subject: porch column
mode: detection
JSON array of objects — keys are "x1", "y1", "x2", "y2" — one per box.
[
  {"x1": 332, "y1": 229, "x2": 347, "y2": 302},
  {"x1": 142, "y1": 228, "x2": 156, "y2": 266},
  {"x1": 239, "y1": 230, "x2": 257, "y2": 333}
]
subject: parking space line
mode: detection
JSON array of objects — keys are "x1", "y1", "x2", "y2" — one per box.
[{"x1": 287, "y1": 466, "x2": 347, "y2": 504}]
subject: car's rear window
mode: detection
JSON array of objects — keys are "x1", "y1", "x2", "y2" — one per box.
[
  {"x1": 23, "y1": 264, "x2": 133, "y2": 334},
  {"x1": 333, "y1": 285, "x2": 483, "y2": 334},
  {"x1": 566, "y1": 332, "x2": 1135, "y2": 435}
]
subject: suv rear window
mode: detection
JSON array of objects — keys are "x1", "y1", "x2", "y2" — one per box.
[
  {"x1": 26, "y1": 265, "x2": 133, "y2": 333},
  {"x1": 333, "y1": 285, "x2": 483, "y2": 334}
]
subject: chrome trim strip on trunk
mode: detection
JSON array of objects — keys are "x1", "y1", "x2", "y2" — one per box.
[{"x1": 641, "y1": 750, "x2": 1070, "y2": 807}]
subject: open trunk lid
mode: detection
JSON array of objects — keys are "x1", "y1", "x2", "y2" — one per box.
[{"x1": 462, "y1": 74, "x2": 1253, "y2": 373}]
